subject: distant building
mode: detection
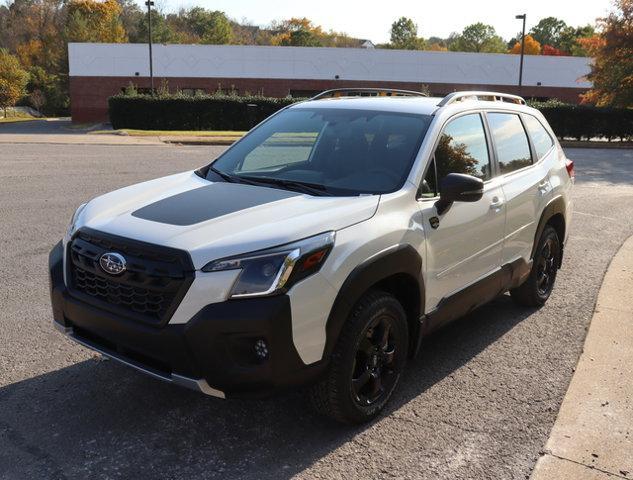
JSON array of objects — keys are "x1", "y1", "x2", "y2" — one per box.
[{"x1": 68, "y1": 43, "x2": 592, "y2": 123}]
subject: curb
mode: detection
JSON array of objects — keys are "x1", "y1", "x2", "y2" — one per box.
[
  {"x1": 530, "y1": 234, "x2": 633, "y2": 480},
  {"x1": 159, "y1": 136, "x2": 239, "y2": 146},
  {"x1": 559, "y1": 141, "x2": 633, "y2": 149}
]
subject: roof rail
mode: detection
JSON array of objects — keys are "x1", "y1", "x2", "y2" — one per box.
[
  {"x1": 311, "y1": 88, "x2": 428, "y2": 101},
  {"x1": 437, "y1": 91, "x2": 526, "y2": 107}
]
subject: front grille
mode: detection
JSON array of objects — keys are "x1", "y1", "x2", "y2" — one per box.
[
  {"x1": 73, "y1": 266, "x2": 170, "y2": 317},
  {"x1": 68, "y1": 228, "x2": 194, "y2": 327}
]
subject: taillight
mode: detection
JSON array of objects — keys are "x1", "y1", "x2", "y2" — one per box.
[{"x1": 565, "y1": 159, "x2": 575, "y2": 179}]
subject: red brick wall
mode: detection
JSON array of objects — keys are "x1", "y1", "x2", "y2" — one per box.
[{"x1": 70, "y1": 76, "x2": 588, "y2": 124}]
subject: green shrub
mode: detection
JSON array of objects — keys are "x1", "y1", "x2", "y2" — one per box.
[
  {"x1": 108, "y1": 92, "x2": 303, "y2": 131},
  {"x1": 108, "y1": 92, "x2": 633, "y2": 140},
  {"x1": 528, "y1": 100, "x2": 633, "y2": 141}
]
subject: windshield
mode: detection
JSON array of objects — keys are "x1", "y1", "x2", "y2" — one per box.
[{"x1": 208, "y1": 107, "x2": 432, "y2": 196}]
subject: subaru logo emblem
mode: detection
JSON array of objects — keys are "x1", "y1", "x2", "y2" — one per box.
[{"x1": 99, "y1": 252, "x2": 127, "y2": 275}]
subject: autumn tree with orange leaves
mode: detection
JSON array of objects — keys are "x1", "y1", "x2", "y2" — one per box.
[
  {"x1": 65, "y1": 0, "x2": 126, "y2": 43},
  {"x1": 510, "y1": 34, "x2": 542, "y2": 55},
  {"x1": 582, "y1": 0, "x2": 633, "y2": 107}
]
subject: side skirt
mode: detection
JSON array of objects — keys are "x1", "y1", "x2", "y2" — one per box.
[{"x1": 421, "y1": 258, "x2": 531, "y2": 336}]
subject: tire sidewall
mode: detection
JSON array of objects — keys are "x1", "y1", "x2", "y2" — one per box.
[
  {"x1": 334, "y1": 294, "x2": 409, "y2": 423},
  {"x1": 533, "y1": 226, "x2": 561, "y2": 303}
]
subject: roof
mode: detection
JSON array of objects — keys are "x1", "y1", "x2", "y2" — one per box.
[{"x1": 68, "y1": 43, "x2": 592, "y2": 89}]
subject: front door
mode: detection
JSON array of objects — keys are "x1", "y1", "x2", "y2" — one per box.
[{"x1": 417, "y1": 112, "x2": 506, "y2": 313}]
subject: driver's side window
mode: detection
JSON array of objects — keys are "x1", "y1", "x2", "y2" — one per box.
[{"x1": 420, "y1": 113, "x2": 491, "y2": 198}]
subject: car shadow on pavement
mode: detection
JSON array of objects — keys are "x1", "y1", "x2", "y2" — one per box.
[{"x1": 0, "y1": 294, "x2": 535, "y2": 479}]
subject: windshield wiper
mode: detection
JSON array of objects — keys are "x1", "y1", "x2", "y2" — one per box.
[
  {"x1": 208, "y1": 166, "x2": 238, "y2": 183},
  {"x1": 235, "y1": 175, "x2": 333, "y2": 196},
  {"x1": 208, "y1": 167, "x2": 279, "y2": 188}
]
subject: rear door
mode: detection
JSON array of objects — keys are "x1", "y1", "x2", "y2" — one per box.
[{"x1": 485, "y1": 111, "x2": 554, "y2": 265}]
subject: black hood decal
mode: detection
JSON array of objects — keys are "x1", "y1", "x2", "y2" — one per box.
[{"x1": 131, "y1": 182, "x2": 299, "y2": 226}]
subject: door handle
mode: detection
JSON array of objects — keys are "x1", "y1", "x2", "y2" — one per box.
[{"x1": 490, "y1": 196, "x2": 504, "y2": 210}]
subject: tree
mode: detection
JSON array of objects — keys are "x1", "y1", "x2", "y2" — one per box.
[
  {"x1": 510, "y1": 34, "x2": 541, "y2": 55},
  {"x1": 0, "y1": 49, "x2": 29, "y2": 117},
  {"x1": 137, "y1": 9, "x2": 176, "y2": 43},
  {"x1": 280, "y1": 29, "x2": 322, "y2": 47},
  {"x1": 2, "y1": 0, "x2": 67, "y2": 73},
  {"x1": 29, "y1": 89, "x2": 46, "y2": 112},
  {"x1": 530, "y1": 17, "x2": 568, "y2": 48},
  {"x1": 390, "y1": 17, "x2": 425, "y2": 50},
  {"x1": 65, "y1": 0, "x2": 126, "y2": 43},
  {"x1": 181, "y1": 8, "x2": 232, "y2": 44},
  {"x1": 270, "y1": 18, "x2": 328, "y2": 47},
  {"x1": 541, "y1": 44, "x2": 566, "y2": 56},
  {"x1": 450, "y1": 23, "x2": 506, "y2": 53},
  {"x1": 581, "y1": 0, "x2": 633, "y2": 107},
  {"x1": 27, "y1": 66, "x2": 67, "y2": 114},
  {"x1": 116, "y1": 0, "x2": 144, "y2": 42},
  {"x1": 575, "y1": 35, "x2": 605, "y2": 57},
  {"x1": 559, "y1": 25, "x2": 597, "y2": 56}
]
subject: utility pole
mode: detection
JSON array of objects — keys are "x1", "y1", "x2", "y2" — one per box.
[
  {"x1": 146, "y1": 0, "x2": 155, "y2": 93},
  {"x1": 515, "y1": 14, "x2": 526, "y2": 89}
]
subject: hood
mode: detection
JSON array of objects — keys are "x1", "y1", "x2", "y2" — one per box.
[{"x1": 78, "y1": 171, "x2": 379, "y2": 269}]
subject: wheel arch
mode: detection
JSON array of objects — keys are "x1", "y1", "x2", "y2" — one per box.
[
  {"x1": 323, "y1": 245, "x2": 424, "y2": 361},
  {"x1": 532, "y1": 196, "x2": 567, "y2": 266}
]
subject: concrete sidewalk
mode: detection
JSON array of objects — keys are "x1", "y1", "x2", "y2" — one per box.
[
  {"x1": 0, "y1": 133, "x2": 164, "y2": 146},
  {"x1": 531, "y1": 235, "x2": 633, "y2": 479}
]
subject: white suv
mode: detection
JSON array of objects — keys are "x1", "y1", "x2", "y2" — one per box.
[{"x1": 49, "y1": 89, "x2": 574, "y2": 423}]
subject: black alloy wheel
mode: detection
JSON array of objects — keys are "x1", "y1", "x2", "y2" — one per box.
[
  {"x1": 309, "y1": 290, "x2": 409, "y2": 424},
  {"x1": 351, "y1": 316, "x2": 399, "y2": 407},
  {"x1": 511, "y1": 225, "x2": 561, "y2": 307},
  {"x1": 536, "y1": 236, "x2": 557, "y2": 297}
]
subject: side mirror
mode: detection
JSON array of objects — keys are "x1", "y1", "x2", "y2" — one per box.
[{"x1": 435, "y1": 173, "x2": 484, "y2": 215}]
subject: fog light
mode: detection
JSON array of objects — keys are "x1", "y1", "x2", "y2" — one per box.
[{"x1": 254, "y1": 339, "x2": 269, "y2": 360}]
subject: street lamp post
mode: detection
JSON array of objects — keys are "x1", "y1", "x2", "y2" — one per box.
[
  {"x1": 515, "y1": 14, "x2": 526, "y2": 89},
  {"x1": 146, "y1": 0, "x2": 155, "y2": 93}
]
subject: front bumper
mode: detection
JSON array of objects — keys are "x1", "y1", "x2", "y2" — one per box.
[{"x1": 49, "y1": 241, "x2": 324, "y2": 398}]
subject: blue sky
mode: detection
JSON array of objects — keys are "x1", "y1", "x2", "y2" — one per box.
[{"x1": 150, "y1": 0, "x2": 612, "y2": 43}]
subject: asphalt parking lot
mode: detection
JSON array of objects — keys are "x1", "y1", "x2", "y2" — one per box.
[{"x1": 0, "y1": 144, "x2": 632, "y2": 480}]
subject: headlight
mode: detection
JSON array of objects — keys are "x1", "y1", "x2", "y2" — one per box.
[
  {"x1": 65, "y1": 203, "x2": 87, "y2": 241},
  {"x1": 202, "y1": 231, "x2": 335, "y2": 298}
]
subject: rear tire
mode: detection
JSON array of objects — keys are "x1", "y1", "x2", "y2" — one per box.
[
  {"x1": 309, "y1": 290, "x2": 409, "y2": 424},
  {"x1": 510, "y1": 225, "x2": 561, "y2": 307}
]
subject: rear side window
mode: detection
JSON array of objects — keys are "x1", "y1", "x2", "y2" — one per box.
[
  {"x1": 420, "y1": 113, "x2": 491, "y2": 198},
  {"x1": 487, "y1": 113, "x2": 533, "y2": 174},
  {"x1": 523, "y1": 114, "x2": 554, "y2": 159}
]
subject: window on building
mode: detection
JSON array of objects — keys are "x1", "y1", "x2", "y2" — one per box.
[{"x1": 487, "y1": 113, "x2": 533, "y2": 174}]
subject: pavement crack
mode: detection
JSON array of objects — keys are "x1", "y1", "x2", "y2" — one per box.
[{"x1": 547, "y1": 452, "x2": 630, "y2": 479}]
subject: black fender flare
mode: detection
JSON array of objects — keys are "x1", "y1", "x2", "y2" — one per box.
[
  {"x1": 531, "y1": 195, "x2": 567, "y2": 261},
  {"x1": 322, "y1": 244, "x2": 424, "y2": 360}
]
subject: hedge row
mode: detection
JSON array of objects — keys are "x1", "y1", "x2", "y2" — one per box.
[
  {"x1": 530, "y1": 102, "x2": 633, "y2": 141},
  {"x1": 108, "y1": 93, "x2": 300, "y2": 131},
  {"x1": 109, "y1": 93, "x2": 633, "y2": 140}
]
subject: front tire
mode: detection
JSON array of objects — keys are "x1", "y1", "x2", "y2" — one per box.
[
  {"x1": 511, "y1": 225, "x2": 561, "y2": 307},
  {"x1": 309, "y1": 290, "x2": 409, "y2": 424}
]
